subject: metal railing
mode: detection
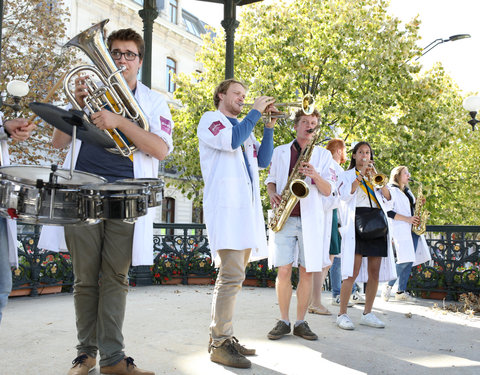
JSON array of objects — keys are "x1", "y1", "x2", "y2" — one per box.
[{"x1": 11, "y1": 224, "x2": 480, "y2": 299}]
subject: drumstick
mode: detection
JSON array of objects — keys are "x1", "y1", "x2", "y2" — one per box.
[{"x1": 28, "y1": 72, "x2": 67, "y2": 123}]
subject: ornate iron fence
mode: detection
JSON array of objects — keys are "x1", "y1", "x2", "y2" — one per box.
[
  {"x1": 408, "y1": 225, "x2": 480, "y2": 300},
  {"x1": 11, "y1": 223, "x2": 480, "y2": 299},
  {"x1": 11, "y1": 224, "x2": 72, "y2": 296}
]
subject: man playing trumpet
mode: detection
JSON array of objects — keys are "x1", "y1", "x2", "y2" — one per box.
[{"x1": 198, "y1": 78, "x2": 276, "y2": 369}]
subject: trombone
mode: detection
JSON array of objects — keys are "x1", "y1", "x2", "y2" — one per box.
[{"x1": 243, "y1": 93, "x2": 315, "y2": 120}]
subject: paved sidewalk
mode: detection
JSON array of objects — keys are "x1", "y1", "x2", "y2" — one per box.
[{"x1": 1, "y1": 284, "x2": 479, "y2": 375}]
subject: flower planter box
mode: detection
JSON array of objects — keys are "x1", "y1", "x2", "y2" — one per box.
[
  {"x1": 9, "y1": 282, "x2": 63, "y2": 297},
  {"x1": 420, "y1": 290, "x2": 447, "y2": 300},
  {"x1": 187, "y1": 274, "x2": 213, "y2": 285},
  {"x1": 162, "y1": 277, "x2": 183, "y2": 285}
]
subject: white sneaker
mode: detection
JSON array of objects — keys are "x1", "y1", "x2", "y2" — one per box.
[
  {"x1": 336, "y1": 314, "x2": 355, "y2": 330},
  {"x1": 332, "y1": 296, "x2": 354, "y2": 307},
  {"x1": 360, "y1": 312, "x2": 385, "y2": 328},
  {"x1": 395, "y1": 291, "x2": 414, "y2": 301},
  {"x1": 350, "y1": 291, "x2": 366, "y2": 305},
  {"x1": 382, "y1": 285, "x2": 392, "y2": 302}
]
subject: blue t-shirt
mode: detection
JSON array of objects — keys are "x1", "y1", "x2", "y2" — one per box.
[
  {"x1": 75, "y1": 88, "x2": 136, "y2": 182},
  {"x1": 228, "y1": 110, "x2": 274, "y2": 182}
]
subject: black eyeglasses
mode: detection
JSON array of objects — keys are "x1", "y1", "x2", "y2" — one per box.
[{"x1": 110, "y1": 50, "x2": 139, "y2": 61}]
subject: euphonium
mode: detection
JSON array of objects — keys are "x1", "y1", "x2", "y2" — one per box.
[
  {"x1": 268, "y1": 125, "x2": 320, "y2": 232},
  {"x1": 412, "y1": 183, "x2": 429, "y2": 235},
  {"x1": 63, "y1": 19, "x2": 149, "y2": 158}
]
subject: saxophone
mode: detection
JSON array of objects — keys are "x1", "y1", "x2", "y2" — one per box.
[
  {"x1": 412, "y1": 184, "x2": 429, "y2": 235},
  {"x1": 268, "y1": 125, "x2": 322, "y2": 232}
]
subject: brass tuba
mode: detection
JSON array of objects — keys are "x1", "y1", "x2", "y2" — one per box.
[
  {"x1": 63, "y1": 19, "x2": 149, "y2": 158},
  {"x1": 412, "y1": 183, "x2": 429, "y2": 235}
]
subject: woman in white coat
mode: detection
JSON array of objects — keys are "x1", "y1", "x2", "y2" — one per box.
[
  {"x1": 336, "y1": 142, "x2": 396, "y2": 330},
  {"x1": 382, "y1": 166, "x2": 431, "y2": 301}
]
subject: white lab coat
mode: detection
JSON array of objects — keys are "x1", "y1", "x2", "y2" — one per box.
[
  {"x1": 265, "y1": 141, "x2": 337, "y2": 272},
  {"x1": 388, "y1": 184, "x2": 431, "y2": 266},
  {"x1": 337, "y1": 168, "x2": 397, "y2": 282},
  {"x1": 0, "y1": 115, "x2": 18, "y2": 267},
  {"x1": 38, "y1": 82, "x2": 173, "y2": 266},
  {"x1": 198, "y1": 110, "x2": 268, "y2": 264}
]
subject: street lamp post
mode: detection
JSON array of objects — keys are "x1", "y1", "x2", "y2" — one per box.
[
  {"x1": 462, "y1": 96, "x2": 480, "y2": 131},
  {"x1": 416, "y1": 34, "x2": 471, "y2": 60}
]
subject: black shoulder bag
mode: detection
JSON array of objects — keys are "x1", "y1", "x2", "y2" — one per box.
[{"x1": 354, "y1": 181, "x2": 388, "y2": 240}]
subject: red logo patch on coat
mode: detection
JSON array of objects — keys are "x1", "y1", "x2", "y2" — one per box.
[
  {"x1": 329, "y1": 168, "x2": 338, "y2": 182},
  {"x1": 208, "y1": 121, "x2": 225, "y2": 136},
  {"x1": 160, "y1": 116, "x2": 172, "y2": 135},
  {"x1": 253, "y1": 144, "x2": 258, "y2": 158}
]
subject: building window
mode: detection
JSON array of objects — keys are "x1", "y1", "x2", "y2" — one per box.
[
  {"x1": 169, "y1": 0, "x2": 178, "y2": 24},
  {"x1": 192, "y1": 204, "x2": 203, "y2": 224},
  {"x1": 166, "y1": 57, "x2": 176, "y2": 93},
  {"x1": 162, "y1": 197, "x2": 175, "y2": 235},
  {"x1": 162, "y1": 197, "x2": 175, "y2": 223}
]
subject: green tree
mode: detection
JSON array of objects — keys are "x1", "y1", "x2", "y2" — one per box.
[
  {"x1": 1, "y1": 0, "x2": 75, "y2": 164},
  {"x1": 170, "y1": 0, "x2": 480, "y2": 225}
]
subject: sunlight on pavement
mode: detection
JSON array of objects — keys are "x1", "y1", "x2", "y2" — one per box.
[
  {"x1": 402, "y1": 354, "x2": 480, "y2": 369},
  {"x1": 176, "y1": 340, "x2": 367, "y2": 374}
]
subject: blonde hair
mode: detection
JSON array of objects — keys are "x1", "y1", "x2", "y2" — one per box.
[{"x1": 389, "y1": 166, "x2": 408, "y2": 188}]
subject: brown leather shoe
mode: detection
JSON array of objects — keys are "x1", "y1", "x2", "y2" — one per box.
[
  {"x1": 210, "y1": 339, "x2": 251, "y2": 368},
  {"x1": 68, "y1": 353, "x2": 96, "y2": 375},
  {"x1": 100, "y1": 357, "x2": 154, "y2": 375},
  {"x1": 232, "y1": 336, "x2": 256, "y2": 356}
]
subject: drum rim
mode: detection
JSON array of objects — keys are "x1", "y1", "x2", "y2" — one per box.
[
  {"x1": 0, "y1": 165, "x2": 107, "y2": 186},
  {"x1": 80, "y1": 183, "x2": 150, "y2": 193},
  {"x1": 116, "y1": 178, "x2": 165, "y2": 187}
]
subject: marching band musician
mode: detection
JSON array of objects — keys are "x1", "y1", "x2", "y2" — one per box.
[
  {"x1": 38, "y1": 28, "x2": 173, "y2": 375},
  {"x1": 0, "y1": 115, "x2": 35, "y2": 325},
  {"x1": 198, "y1": 78, "x2": 276, "y2": 369},
  {"x1": 266, "y1": 109, "x2": 336, "y2": 341},
  {"x1": 382, "y1": 166, "x2": 431, "y2": 302},
  {"x1": 336, "y1": 141, "x2": 396, "y2": 331}
]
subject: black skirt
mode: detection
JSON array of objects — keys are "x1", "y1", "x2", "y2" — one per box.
[{"x1": 355, "y1": 208, "x2": 388, "y2": 257}]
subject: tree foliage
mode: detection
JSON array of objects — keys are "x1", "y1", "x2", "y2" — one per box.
[
  {"x1": 1, "y1": 0, "x2": 76, "y2": 165},
  {"x1": 170, "y1": 0, "x2": 480, "y2": 225}
]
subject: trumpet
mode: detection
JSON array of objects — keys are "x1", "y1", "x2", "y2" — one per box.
[
  {"x1": 365, "y1": 161, "x2": 388, "y2": 188},
  {"x1": 242, "y1": 93, "x2": 315, "y2": 120}
]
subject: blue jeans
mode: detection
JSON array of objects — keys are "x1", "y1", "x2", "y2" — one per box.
[
  {"x1": 388, "y1": 233, "x2": 420, "y2": 292},
  {"x1": 330, "y1": 256, "x2": 358, "y2": 298},
  {"x1": 0, "y1": 217, "x2": 12, "y2": 325}
]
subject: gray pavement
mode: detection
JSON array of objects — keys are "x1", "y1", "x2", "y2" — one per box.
[{"x1": 1, "y1": 284, "x2": 479, "y2": 375}]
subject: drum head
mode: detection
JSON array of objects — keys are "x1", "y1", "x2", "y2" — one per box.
[{"x1": 0, "y1": 165, "x2": 106, "y2": 186}]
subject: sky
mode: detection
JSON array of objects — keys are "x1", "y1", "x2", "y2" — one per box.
[{"x1": 181, "y1": 0, "x2": 480, "y2": 94}]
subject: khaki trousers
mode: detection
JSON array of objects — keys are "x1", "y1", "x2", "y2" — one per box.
[
  {"x1": 210, "y1": 248, "x2": 251, "y2": 345},
  {"x1": 65, "y1": 219, "x2": 134, "y2": 367}
]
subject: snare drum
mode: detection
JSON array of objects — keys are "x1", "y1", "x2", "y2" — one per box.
[
  {"x1": 79, "y1": 183, "x2": 149, "y2": 220},
  {"x1": 116, "y1": 178, "x2": 164, "y2": 207},
  {"x1": 0, "y1": 165, "x2": 106, "y2": 225}
]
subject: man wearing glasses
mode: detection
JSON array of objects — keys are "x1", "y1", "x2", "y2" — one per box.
[{"x1": 40, "y1": 28, "x2": 173, "y2": 375}]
